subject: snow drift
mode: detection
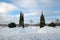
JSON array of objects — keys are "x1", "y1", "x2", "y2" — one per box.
[{"x1": 0, "y1": 26, "x2": 60, "y2": 40}]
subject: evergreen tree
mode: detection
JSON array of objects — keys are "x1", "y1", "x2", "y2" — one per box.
[
  {"x1": 40, "y1": 11, "x2": 45, "y2": 28},
  {"x1": 19, "y1": 11, "x2": 24, "y2": 28}
]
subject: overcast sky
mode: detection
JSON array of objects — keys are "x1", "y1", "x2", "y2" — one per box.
[{"x1": 0, "y1": 0, "x2": 60, "y2": 24}]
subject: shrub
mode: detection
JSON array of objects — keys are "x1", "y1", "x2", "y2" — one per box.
[
  {"x1": 48, "y1": 22, "x2": 56, "y2": 27},
  {"x1": 8, "y1": 22, "x2": 16, "y2": 28}
]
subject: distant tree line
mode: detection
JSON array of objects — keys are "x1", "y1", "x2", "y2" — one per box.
[{"x1": 8, "y1": 11, "x2": 56, "y2": 28}]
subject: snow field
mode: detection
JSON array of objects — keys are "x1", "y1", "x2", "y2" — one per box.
[{"x1": 0, "y1": 26, "x2": 60, "y2": 40}]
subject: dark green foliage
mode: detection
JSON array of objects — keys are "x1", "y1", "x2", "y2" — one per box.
[
  {"x1": 19, "y1": 11, "x2": 24, "y2": 28},
  {"x1": 8, "y1": 22, "x2": 16, "y2": 28},
  {"x1": 48, "y1": 22, "x2": 56, "y2": 27},
  {"x1": 40, "y1": 11, "x2": 45, "y2": 28}
]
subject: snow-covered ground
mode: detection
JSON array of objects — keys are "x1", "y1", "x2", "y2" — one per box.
[{"x1": 0, "y1": 26, "x2": 60, "y2": 40}]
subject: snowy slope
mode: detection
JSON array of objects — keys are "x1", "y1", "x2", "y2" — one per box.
[{"x1": 0, "y1": 26, "x2": 60, "y2": 40}]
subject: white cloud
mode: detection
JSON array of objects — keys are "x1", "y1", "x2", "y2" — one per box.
[
  {"x1": 0, "y1": 2, "x2": 19, "y2": 24},
  {"x1": 40, "y1": 0, "x2": 50, "y2": 4},
  {"x1": 40, "y1": 0, "x2": 60, "y2": 7},
  {"x1": 13, "y1": 0, "x2": 38, "y2": 9},
  {"x1": 13, "y1": 0, "x2": 60, "y2": 11},
  {"x1": 0, "y1": 2, "x2": 18, "y2": 14},
  {"x1": 24, "y1": 12, "x2": 40, "y2": 17},
  {"x1": 9, "y1": 0, "x2": 60, "y2": 23},
  {"x1": 13, "y1": 0, "x2": 60, "y2": 9},
  {"x1": 0, "y1": 15, "x2": 19, "y2": 24}
]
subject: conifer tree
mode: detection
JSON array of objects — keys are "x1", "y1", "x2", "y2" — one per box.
[
  {"x1": 40, "y1": 11, "x2": 45, "y2": 28},
  {"x1": 19, "y1": 11, "x2": 24, "y2": 28}
]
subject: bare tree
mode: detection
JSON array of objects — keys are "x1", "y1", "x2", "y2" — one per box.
[{"x1": 30, "y1": 19, "x2": 33, "y2": 26}]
